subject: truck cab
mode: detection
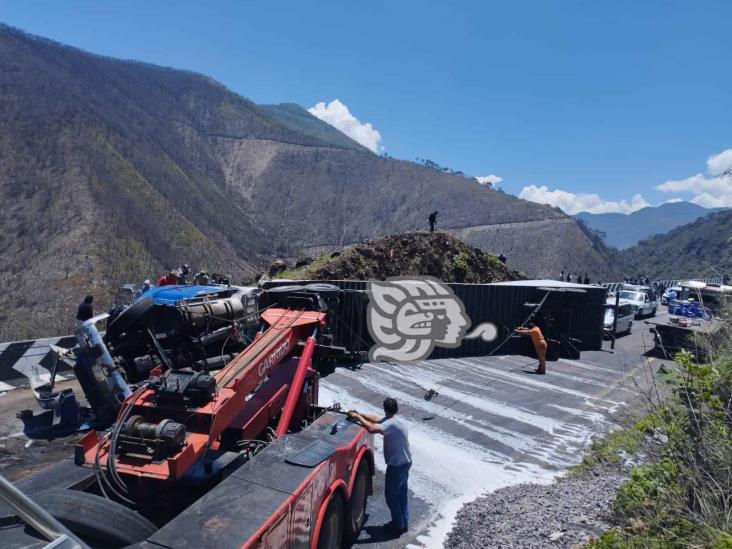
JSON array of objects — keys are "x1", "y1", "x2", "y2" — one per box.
[{"x1": 619, "y1": 285, "x2": 659, "y2": 318}]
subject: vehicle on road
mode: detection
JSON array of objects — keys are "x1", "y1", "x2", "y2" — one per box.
[
  {"x1": 603, "y1": 300, "x2": 634, "y2": 336},
  {"x1": 661, "y1": 286, "x2": 681, "y2": 305},
  {"x1": 619, "y1": 284, "x2": 659, "y2": 318}
]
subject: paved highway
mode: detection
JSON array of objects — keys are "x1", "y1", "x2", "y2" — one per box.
[{"x1": 321, "y1": 311, "x2": 671, "y2": 548}]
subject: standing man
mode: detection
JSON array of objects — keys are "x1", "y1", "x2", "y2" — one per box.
[
  {"x1": 76, "y1": 295, "x2": 94, "y2": 326},
  {"x1": 428, "y1": 211, "x2": 438, "y2": 232},
  {"x1": 178, "y1": 264, "x2": 191, "y2": 284},
  {"x1": 349, "y1": 398, "x2": 412, "y2": 536},
  {"x1": 558, "y1": 270, "x2": 565, "y2": 281},
  {"x1": 515, "y1": 322, "x2": 548, "y2": 374},
  {"x1": 583, "y1": 273, "x2": 590, "y2": 285}
]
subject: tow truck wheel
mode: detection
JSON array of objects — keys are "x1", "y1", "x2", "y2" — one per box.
[
  {"x1": 317, "y1": 493, "x2": 344, "y2": 549},
  {"x1": 345, "y1": 460, "x2": 369, "y2": 542},
  {"x1": 33, "y1": 489, "x2": 157, "y2": 548}
]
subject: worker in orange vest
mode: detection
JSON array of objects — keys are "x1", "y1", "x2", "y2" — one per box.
[{"x1": 515, "y1": 322, "x2": 547, "y2": 374}]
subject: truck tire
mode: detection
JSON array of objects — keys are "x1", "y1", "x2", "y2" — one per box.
[
  {"x1": 267, "y1": 285, "x2": 306, "y2": 294},
  {"x1": 33, "y1": 489, "x2": 157, "y2": 548},
  {"x1": 304, "y1": 283, "x2": 341, "y2": 297},
  {"x1": 345, "y1": 459, "x2": 369, "y2": 542},
  {"x1": 106, "y1": 296, "x2": 154, "y2": 339},
  {"x1": 317, "y1": 493, "x2": 344, "y2": 549}
]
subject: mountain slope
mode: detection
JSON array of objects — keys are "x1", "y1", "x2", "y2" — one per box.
[
  {"x1": 576, "y1": 202, "x2": 722, "y2": 249},
  {"x1": 0, "y1": 25, "x2": 616, "y2": 340},
  {"x1": 259, "y1": 103, "x2": 367, "y2": 152},
  {"x1": 620, "y1": 210, "x2": 732, "y2": 279}
]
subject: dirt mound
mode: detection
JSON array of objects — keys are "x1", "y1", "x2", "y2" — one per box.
[{"x1": 285, "y1": 232, "x2": 523, "y2": 283}]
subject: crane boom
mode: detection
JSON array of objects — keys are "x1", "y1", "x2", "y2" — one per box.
[{"x1": 76, "y1": 307, "x2": 326, "y2": 482}]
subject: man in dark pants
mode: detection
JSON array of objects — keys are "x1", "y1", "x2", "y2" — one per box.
[
  {"x1": 76, "y1": 295, "x2": 94, "y2": 325},
  {"x1": 428, "y1": 211, "x2": 438, "y2": 232},
  {"x1": 349, "y1": 398, "x2": 412, "y2": 536}
]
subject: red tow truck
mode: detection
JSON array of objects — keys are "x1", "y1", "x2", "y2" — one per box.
[{"x1": 0, "y1": 293, "x2": 375, "y2": 549}]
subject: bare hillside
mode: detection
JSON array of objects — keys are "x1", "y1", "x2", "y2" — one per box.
[{"x1": 0, "y1": 25, "x2": 615, "y2": 339}]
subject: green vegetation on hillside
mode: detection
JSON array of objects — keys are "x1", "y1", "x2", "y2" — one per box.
[
  {"x1": 568, "y1": 416, "x2": 660, "y2": 477},
  {"x1": 586, "y1": 322, "x2": 732, "y2": 548},
  {"x1": 620, "y1": 210, "x2": 732, "y2": 280},
  {"x1": 274, "y1": 232, "x2": 523, "y2": 283}
]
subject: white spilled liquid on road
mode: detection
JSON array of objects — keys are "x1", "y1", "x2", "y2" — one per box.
[
  {"x1": 321, "y1": 382, "x2": 557, "y2": 547},
  {"x1": 318, "y1": 357, "x2": 625, "y2": 548}
]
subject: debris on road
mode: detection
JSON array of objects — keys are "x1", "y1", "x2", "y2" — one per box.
[{"x1": 446, "y1": 465, "x2": 627, "y2": 548}]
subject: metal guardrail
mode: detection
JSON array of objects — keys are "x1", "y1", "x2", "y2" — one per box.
[{"x1": 603, "y1": 278, "x2": 724, "y2": 294}]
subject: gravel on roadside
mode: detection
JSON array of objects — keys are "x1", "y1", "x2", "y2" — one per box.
[{"x1": 444, "y1": 465, "x2": 629, "y2": 549}]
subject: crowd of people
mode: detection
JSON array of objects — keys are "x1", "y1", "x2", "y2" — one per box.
[
  {"x1": 557, "y1": 270, "x2": 591, "y2": 284},
  {"x1": 128, "y1": 264, "x2": 230, "y2": 300}
]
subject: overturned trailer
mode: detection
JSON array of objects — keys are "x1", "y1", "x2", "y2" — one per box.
[{"x1": 261, "y1": 279, "x2": 607, "y2": 362}]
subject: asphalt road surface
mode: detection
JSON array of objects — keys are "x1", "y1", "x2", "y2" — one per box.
[
  {"x1": 0, "y1": 312, "x2": 670, "y2": 549},
  {"x1": 320, "y1": 311, "x2": 672, "y2": 548}
]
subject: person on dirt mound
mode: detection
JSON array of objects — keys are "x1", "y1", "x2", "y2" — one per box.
[{"x1": 428, "y1": 210, "x2": 438, "y2": 232}]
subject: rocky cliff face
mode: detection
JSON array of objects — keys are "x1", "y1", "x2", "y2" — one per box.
[{"x1": 0, "y1": 25, "x2": 615, "y2": 339}]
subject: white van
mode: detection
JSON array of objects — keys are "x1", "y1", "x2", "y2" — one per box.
[{"x1": 604, "y1": 301, "x2": 635, "y2": 336}]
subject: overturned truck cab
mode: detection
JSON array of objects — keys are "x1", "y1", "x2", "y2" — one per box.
[{"x1": 1, "y1": 285, "x2": 375, "y2": 549}]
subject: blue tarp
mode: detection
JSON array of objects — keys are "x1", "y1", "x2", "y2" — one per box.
[{"x1": 138, "y1": 285, "x2": 226, "y2": 305}]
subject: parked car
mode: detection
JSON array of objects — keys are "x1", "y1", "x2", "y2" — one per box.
[
  {"x1": 662, "y1": 286, "x2": 681, "y2": 305},
  {"x1": 604, "y1": 301, "x2": 635, "y2": 336},
  {"x1": 619, "y1": 285, "x2": 659, "y2": 318}
]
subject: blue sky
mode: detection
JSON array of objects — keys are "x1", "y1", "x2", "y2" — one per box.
[{"x1": 2, "y1": 0, "x2": 731, "y2": 213}]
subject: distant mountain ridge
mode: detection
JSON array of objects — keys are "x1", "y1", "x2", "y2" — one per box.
[
  {"x1": 576, "y1": 202, "x2": 723, "y2": 249},
  {"x1": 0, "y1": 24, "x2": 617, "y2": 340},
  {"x1": 619, "y1": 209, "x2": 732, "y2": 279}
]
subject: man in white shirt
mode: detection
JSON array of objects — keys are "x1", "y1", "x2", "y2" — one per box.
[{"x1": 349, "y1": 398, "x2": 412, "y2": 535}]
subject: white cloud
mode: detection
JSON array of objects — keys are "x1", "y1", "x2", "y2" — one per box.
[
  {"x1": 308, "y1": 99, "x2": 383, "y2": 153},
  {"x1": 518, "y1": 185, "x2": 650, "y2": 215},
  {"x1": 655, "y1": 148, "x2": 732, "y2": 208},
  {"x1": 475, "y1": 175, "x2": 503, "y2": 187},
  {"x1": 663, "y1": 198, "x2": 684, "y2": 204},
  {"x1": 707, "y1": 149, "x2": 732, "y2": 176}
]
